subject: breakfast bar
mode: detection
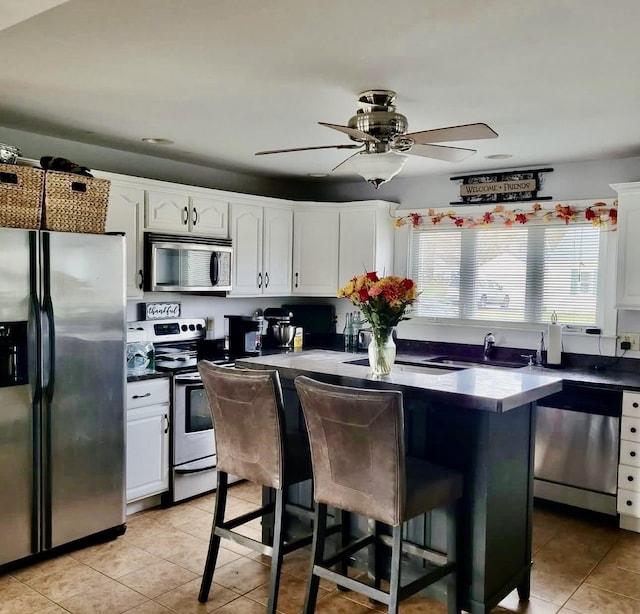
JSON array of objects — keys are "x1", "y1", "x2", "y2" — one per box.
[{"x1": 236, "y1": 350, "x2": 563, "y2": 614}]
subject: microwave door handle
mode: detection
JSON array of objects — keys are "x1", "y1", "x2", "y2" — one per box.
[{"x1": 210, "y1": 251, "x2": 219, "y2": 286}]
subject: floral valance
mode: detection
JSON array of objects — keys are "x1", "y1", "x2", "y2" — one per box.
[{"x1": 394, "y1": 200, "x2": 617, "y2": 230}]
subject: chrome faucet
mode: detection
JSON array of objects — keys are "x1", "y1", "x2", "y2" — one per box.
[{"x1": 483, "y1": 332, "x2": 496, "y2": 360}]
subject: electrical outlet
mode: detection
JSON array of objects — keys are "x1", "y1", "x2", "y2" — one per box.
[{"x1": 620, "y1": 333, "x2": 640, "y2": 351}]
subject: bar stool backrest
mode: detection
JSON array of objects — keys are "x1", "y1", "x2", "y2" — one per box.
[
  {"x1": 295, "y1": 376, "x2": 406, "y2": 526},
  {"x1": 198, "y1": 361, "x2": 285, "y2": 489}
]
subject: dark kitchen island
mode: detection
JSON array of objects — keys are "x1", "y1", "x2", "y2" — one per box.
[{"x1": 235, "y1": 350, "x2": 563, "y2": 614}]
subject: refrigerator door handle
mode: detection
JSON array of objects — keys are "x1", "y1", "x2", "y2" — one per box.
[{"x1": 43, "y1": 294, "x2": 55, "y2": 404}]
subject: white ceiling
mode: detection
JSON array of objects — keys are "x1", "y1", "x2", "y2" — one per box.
[{"x1": 2, "y1": 0, "x2": 640, "y2": 184}]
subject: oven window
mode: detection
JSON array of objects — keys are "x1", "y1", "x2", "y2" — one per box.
[{"x1": 186, "y1": 385, "x2": 213, "y2": 433}]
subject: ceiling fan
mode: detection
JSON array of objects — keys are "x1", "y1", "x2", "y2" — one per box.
[{"x1": 255, "y1": 90, "x2": 499, "y2": 188}]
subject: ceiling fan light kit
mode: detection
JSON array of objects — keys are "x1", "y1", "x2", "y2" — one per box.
[
  {"x1": 255, "y1": 90, "x2": 498, "y2": 187},
  {"x1": 344, "y1": 151, "x2": 408, "y2": 189}
]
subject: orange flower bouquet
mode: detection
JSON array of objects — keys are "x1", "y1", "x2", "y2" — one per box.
[{"x1": 337, "y1": 272, "x2": 418, "y2": 375}]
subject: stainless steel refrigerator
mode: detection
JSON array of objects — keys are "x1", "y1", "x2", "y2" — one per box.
[{"x1": 0, "y1": 228, "x2": 126, "y2": 568}]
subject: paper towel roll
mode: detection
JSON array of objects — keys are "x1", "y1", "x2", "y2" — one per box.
[{"x1": 547, "y1": 323, "x2": 562, "y2": 365}]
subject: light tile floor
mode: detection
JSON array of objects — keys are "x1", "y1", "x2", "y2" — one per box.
[{"x1": 1, "y1": 482, "x2": 639, "y2": 613}]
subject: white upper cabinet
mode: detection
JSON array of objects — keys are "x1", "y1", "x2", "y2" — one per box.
[
  {"x1": 146, "y1": 188, "x2": 228, "y2": 237},
  {"x1": 338, "y1": 201, "x2": 394, "y2": 287},
  {"x1": 229, "y1": 202, "x2": 262, "y2": 295},
  {"x1": 262, "y1": 204, "x2": 293, "y2": 295},
  {"x1": 103, "y1": 178, "x2": 145, "y2": 299},
  {"x1": 229, "y1": 200, "x2": 293, "y2": 296},
  {"x1": 612, "y1": 182, "x2": 640, "y2": 309},
  {"x1": 293, "y1": 208, "x2": 339, "y2": 296}
]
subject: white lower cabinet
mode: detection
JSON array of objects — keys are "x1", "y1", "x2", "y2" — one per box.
[
  {"x1": 618, "y1": 390, "x2": 640, "y2": 532},
  {"x1": 126, "y1": 378, "x2": 170, "y2": 503}
]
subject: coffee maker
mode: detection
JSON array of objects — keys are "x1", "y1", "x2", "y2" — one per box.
[{"x1": 224, "y1": 315, "x2": 263, "y2": 357}]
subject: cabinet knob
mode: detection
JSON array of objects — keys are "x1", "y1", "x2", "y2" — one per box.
[
  {"x1": 628, "y1": 475, "x2": 634, "y2": 482},
  {"x1": 633, "y1": 402, "x2": 639, "y2": 408},
  {"x1": 627, "y1": 500, "x2": 633, "y2": 506},
  {"x1": 631, "y1": 427, "x2": 638, "y2": 433},
  {"x1": 631, "y1": 451, "x2": 637, "y2": 457}
]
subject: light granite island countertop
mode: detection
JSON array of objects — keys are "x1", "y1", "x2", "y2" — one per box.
[
  {"x1": 235, "y1": 349, "x2": 563, "y2": 614},
  {"x1": 236, "y1": 349, "x2": 563, "y2": 412}
]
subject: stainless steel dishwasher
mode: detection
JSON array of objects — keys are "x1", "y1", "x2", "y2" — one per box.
[{"x1": 534, "y1": 383, "x2": 622, "y2": 515}]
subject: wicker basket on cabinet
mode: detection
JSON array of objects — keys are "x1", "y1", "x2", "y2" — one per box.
[
  {"x1": 0, "y1": 164, "x2": 45, "y2": 229},
  {"x1": 42, "y1": 171, "x2": 110, "y2": 234}
]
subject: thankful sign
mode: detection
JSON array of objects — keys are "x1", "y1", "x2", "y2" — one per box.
[{"x1": 139, "y1": 302, "x2": 181, "y2": 320}]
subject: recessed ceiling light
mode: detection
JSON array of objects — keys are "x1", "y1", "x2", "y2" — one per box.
[
  {"x1": 141, "y1": 137, "x2": 174, "y2": 145},
  {"x1": 485, "y1": 154, "x2": 513, "y2": 160},
  {"x1": 307, "y1": 173, "x2": 329, "y2": 178}
]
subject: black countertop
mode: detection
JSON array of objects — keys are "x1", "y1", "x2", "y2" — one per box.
[{"x1": 126, "y1": 369, "x2": 170, "y2": 383}]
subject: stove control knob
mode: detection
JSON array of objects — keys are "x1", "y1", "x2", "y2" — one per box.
[
  {"x1": 189, "y1": 324, "x2": 195, "y2": 331},
  {"x1": 181, "y1": 324, "x2": 188, "y2": 331},
  {"x1": 196, "y1": 323, "x2": 203, "y2": 330}
]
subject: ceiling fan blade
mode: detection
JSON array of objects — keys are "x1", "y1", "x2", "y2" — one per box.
[
  {"x1": 404, "y1": 123, "x2": 498, "y2": 145},
  {"x1": 408, "y1": 143, "x2": 477, "y2": 162},
  {"x1": 255, "y1": 144, "x2": 361, "y2": 155},
  {"x1": 330, "y1": 151, "x2": 362, "y2": 173},
  {"x1": 318, "y1": 122, "x2": 379, "y2": 142}
]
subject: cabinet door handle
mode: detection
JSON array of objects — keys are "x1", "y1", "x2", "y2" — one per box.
[
  {"x1": 265, "y1": 272, "x2": 269, "y2": 288},
  {"x1": 132, "y1": 392, "x2": 151, "y2": 399},
  {"x1": 295, "y1": 272, "x2": 299, "y2": 288},
  {"x1": 164, "y1": 413, "x2": 170, "y2": 434},
  {"x1": 138, "y1": 269, "x2": 144, "y2": 290},
  {"x1": 182, "y1": 206, "x2": 189, "y2": 226},
  {"x1": 257, "y1": 272, "x2": 262, "y2": 288},
  {"x1": 193, "y1": 207, "x2": 198, "y2": 227}
]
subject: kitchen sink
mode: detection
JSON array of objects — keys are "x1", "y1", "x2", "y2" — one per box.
[
  {"x1": 423, "y1": 356, "x2": 525, "y2": 370},
  {"x1": 345, "y1": 357, "x2": 459, "y2": 375}
]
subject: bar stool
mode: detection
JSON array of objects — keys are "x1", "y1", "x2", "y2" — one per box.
[
  {"x1": 295, "y1": 375, "x2": 463, "y2": 614},
  {"x1": 197, "y1": 362, "x2": 314, "y2": 614}
]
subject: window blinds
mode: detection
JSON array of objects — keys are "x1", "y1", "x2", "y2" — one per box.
[{"x1": 409, "y1": 223, "x2": 600, "y2": 325}]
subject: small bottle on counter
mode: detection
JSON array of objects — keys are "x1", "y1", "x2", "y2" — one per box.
[{"x1": 343, "y1": 313, "x2": 352, "y2": 351}]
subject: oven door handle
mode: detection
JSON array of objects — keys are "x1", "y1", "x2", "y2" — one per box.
[{"x1": 175, "y1": 463, "x2": 217, "y2": 475}]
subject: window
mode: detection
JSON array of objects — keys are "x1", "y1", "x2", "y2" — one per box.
[{"x1": 409, "y1": 223, "x2": 602, "y2": 326}]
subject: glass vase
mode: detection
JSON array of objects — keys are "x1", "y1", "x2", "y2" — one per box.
[{"x1": 368, "y1": 327, "x2": 396, "y2": 376}]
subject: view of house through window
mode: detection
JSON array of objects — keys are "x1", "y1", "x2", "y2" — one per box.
[{"x1": 409, "y1": 223, "x2": 601, "y2": 325}]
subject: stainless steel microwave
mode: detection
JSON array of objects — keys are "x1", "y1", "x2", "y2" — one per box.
[{"x1": 144, "y1": 233, "x2": 232, "y2": 292}]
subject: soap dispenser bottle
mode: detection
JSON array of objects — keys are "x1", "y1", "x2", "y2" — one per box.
[{"x1": 536, "y1": 331, "x2": 545, "y2": 366}]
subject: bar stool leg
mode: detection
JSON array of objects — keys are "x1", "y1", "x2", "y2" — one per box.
[
  {"x1": 336, "y1": 508, "x2": 350, "y2": 590},
  {"x1": 446, "y1": 501, "x2": 460, "y2": 614},
  {"x1": 266, "y1": 488, "x2": 285, "y2": 614},
  {"x1": 304, "y1": 503, "x2": 328, "y2": 614},
  {"x1": 199, "y1": 471, "x2": 228, "y2": 603},
  {"x1": 388, "y1": 524, "x2": 403, "y2": 614}
]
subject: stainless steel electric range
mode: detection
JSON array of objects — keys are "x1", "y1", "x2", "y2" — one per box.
[{"x1": 128, "y1": 318, "x2": 237, "y2": 503}]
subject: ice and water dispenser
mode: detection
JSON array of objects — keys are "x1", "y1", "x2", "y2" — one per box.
[{"x1": 0, "y1": 321, "x2": 28, "y2": 387}]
